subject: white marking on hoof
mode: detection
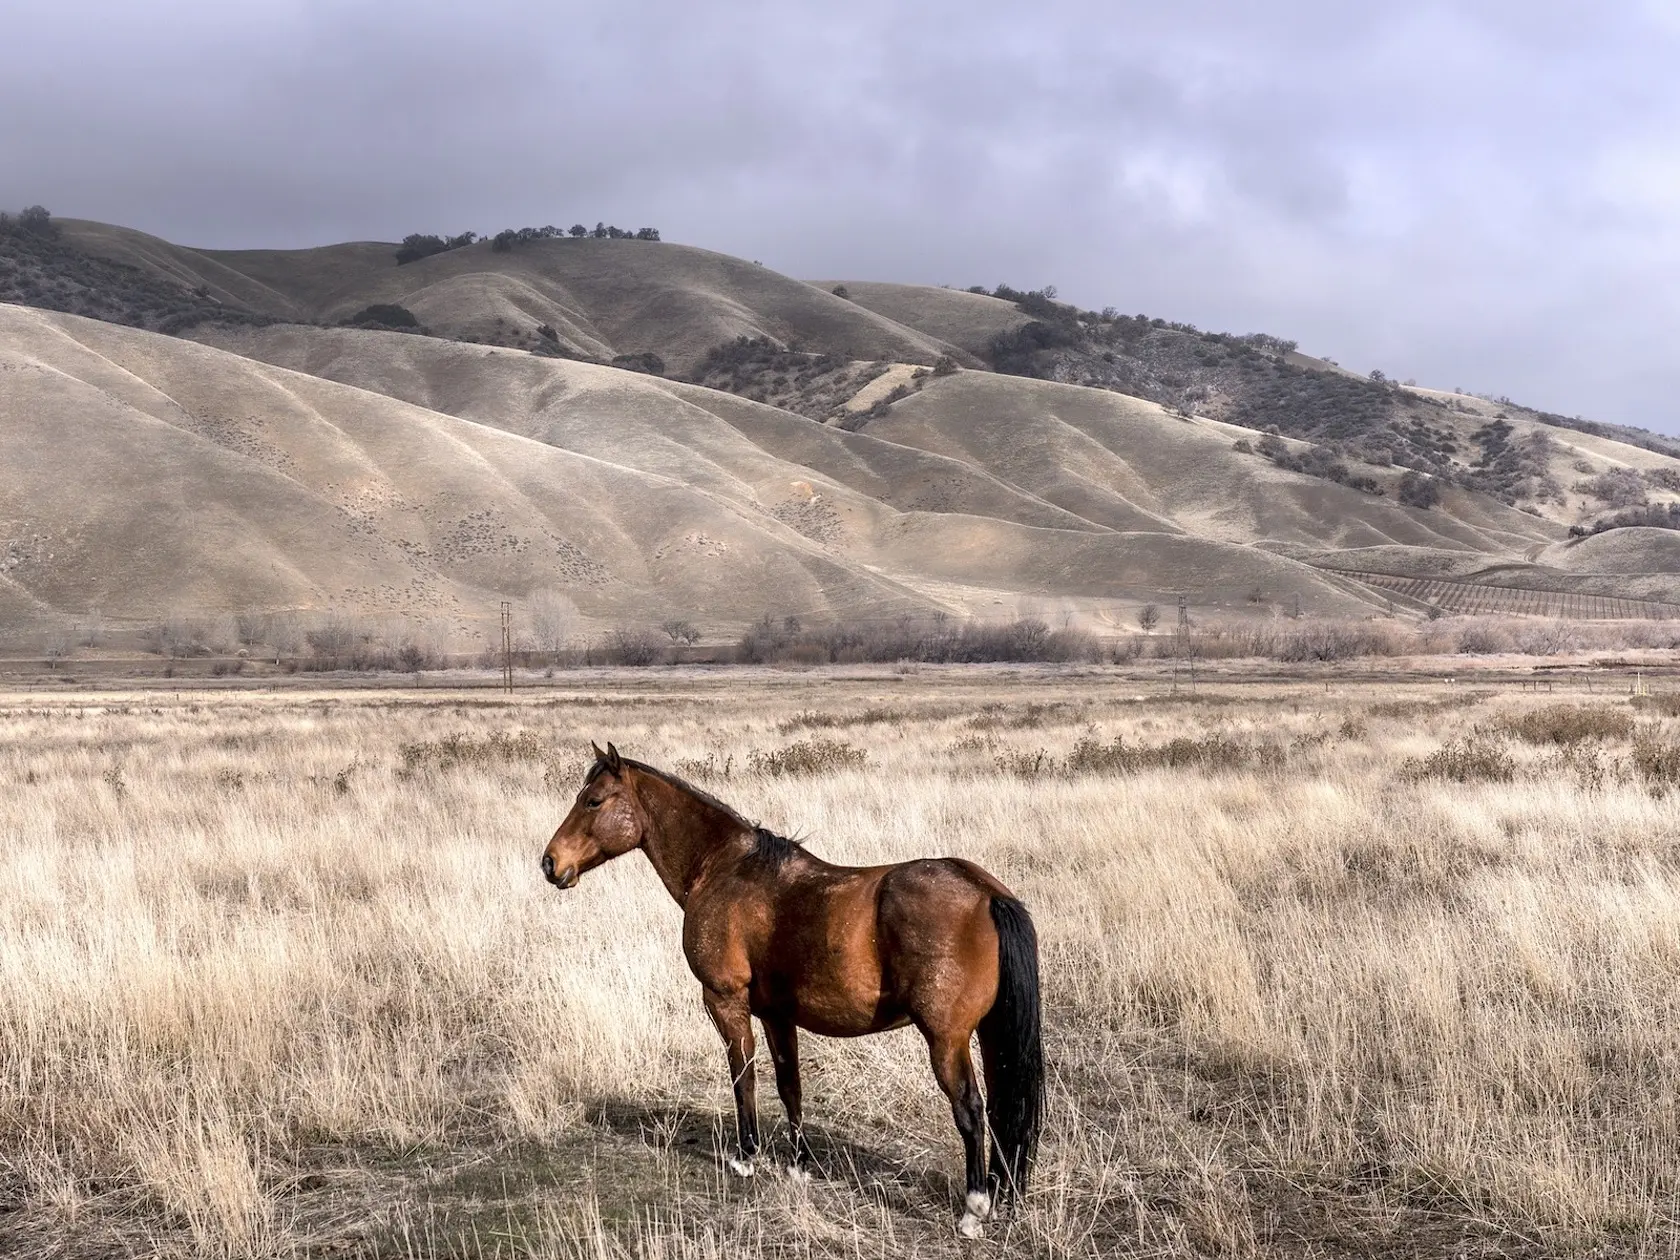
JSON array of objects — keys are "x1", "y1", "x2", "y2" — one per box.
[
  {"x1": 957, "y1": 1212, "x2": 985, "y2": 1239},
  {"x1": 726, "y1": 1155, "x2": 755, "y2": 1177},
  {"x1": 785, "y1": 1162, "x2": 813, "y2": 1184},
  {"x1": 966, "y1": 1190, "x2": 992, "y2": 1219}
]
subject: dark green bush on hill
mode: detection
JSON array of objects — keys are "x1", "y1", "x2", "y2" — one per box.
[
  {"x1": 610, "y1": 351, "x2": 666, "y2": 376},
  {"x1": 1397, "y1": 471, "x2": 1442, "y2": 509},
  {"x1": 344, "y1": 303, "x2": 420, "y2": 329},
  {"x1": 2, "y1": 205, "x2": 58, "y2": 238},
  {"x1": 395, "y1": 232, "x2": 476, "y2": 265}
]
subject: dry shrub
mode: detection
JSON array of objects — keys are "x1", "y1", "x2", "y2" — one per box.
[
  {"x1": 603, "y1": 627, "x2": 664, "y2": 666},
  {"x1": 1629, "y1": 738, "x2": 1680, "y2": 793},
  {"x1": 1455, "y1": 620, "x2": 1515, "y2": 654},
  {"x1": 738, "y1": 615, "x2": 1104, "y2": 665},
  {"x1": 995, "y1": 734, "x2": 1280, "y2": 778},
  {"x1": 1066, "y1": 733, "x2": 1269, "y2": 774},
  {"x1": 399, "y1": 730, "x2": 543, "y2": 775},
  {"x1": 1497, "y1": 704, "x2": 1635, "y2": 746},
  {"x1": 1369, "y1": 690, "x2": 1494, "y2": 720},
  {"x1": 966, "y1": 701, "x2": 1073, "y2": 731},
  {"x1": 1631, "y1": 693, "x2": 1680, "y2": 717},
  {"x1": 1399, "y1": 736, "x2": 1516, "y2": 783},
  {"x1": 672, "y1": 752, "x2": 735, "y2": 782},
  {"x1": 747, "y1": 738, "x2": 866, "y2": 777},
  {"x1": 1275, "y1": 621, "x2": 1400, "y2": 663},
  {"x1": 1509, "y1": 620, "x2": 1578, "y2": 656},
  {"x1": 776, "y1": 707, "x2": 907, "y2": 733},
  {"x1": 1542, "y1": 743, "x2": 1614, "y2": 792},
  {"x1": 994, "y1": 747, "x2": 1054, "y2": 778}
]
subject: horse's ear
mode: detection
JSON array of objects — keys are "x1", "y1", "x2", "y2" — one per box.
[
  {"x1": 590, "y1": 740, "x2": 607, "y2": 766},
  {"x1": 605, "y1": 742, "x2": 623, "y2": 773}
]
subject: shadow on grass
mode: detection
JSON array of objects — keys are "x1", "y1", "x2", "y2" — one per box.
[{"x1": 341, "y1": 1093, "x2": 963, "y2": 1258}]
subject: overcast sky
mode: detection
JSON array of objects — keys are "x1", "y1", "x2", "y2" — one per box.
[{"x1": 5, "y1": 1, "x2": 1679, "y2": 432}]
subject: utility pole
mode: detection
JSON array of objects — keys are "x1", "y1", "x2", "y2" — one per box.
[
  {"x1": 500, "y1": 601, "x2": 513, "y2": 694},
  {"x1": 1177, "y1": 594, "x2": 1196, "y2": 692}
]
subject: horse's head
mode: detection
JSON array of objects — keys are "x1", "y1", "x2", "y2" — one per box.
[{"x1": 541, "y1": 741, "x2": 647, "y2": 889}]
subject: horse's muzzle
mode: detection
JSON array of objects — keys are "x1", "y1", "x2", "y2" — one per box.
[{"x1": 541, "y1": 853, "x2": 579, "y2": 889}]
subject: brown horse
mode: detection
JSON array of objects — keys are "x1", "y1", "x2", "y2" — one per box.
[{"x1": 540, "y1": 742, "x2": 1043, "y2": 1238}]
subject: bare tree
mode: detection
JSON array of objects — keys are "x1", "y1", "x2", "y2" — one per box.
[
  {"x1": 147, "y1": 613, "x2": 196, "y2": 658},
  {"x1": 660, "y1": 618, "x2": 701, "y2": 646},
  {"x1": 526, "y1": 589, "x2": 579, "y2": 658},
  {"x1": 43, "y1": 623, "x2": 74, "y2": 669},
  {"x1": 235, "y1": 609, "x2": 271, "y2": 648},
  {"x1": 77, "y1": 611, "x2": 104, "y2": 648},
  {"x1": 1138, "y1": 603, "x2": 1160, "y2": 634},
  {"x1": 266, "y1": 612, "x2": 302, "y2": 661},
  {"x1": 305, "y1": 610, "x2": 359, "y2": 666}
]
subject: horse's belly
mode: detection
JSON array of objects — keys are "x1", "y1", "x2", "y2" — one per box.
[
  {"x1": 753, "y1": 963, "x2": 903, "y2": 1037},
  {"x1": 791, "y1": 999, "x2": 909, "y2": 1038}
]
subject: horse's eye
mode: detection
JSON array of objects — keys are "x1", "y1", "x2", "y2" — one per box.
[{"x1": 586, "y1": 798, "x2": 603, "y2": 809}]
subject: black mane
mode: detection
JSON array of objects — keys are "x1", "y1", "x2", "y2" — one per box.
[
  {"x1": 749, "y1": 826, "x2": 803, "y2": 870},
  {"x1": 586, "y1": 754, "x2": 809, "y2": 868}
]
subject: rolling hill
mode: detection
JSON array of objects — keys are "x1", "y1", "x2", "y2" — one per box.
[
  {"x1": 52, "y1": 220, "x2": 976, "y2": 372},
  {"x1": 2, "y1": 305, "x2": 1402, "y2": 644},
  {"x1": 4, "y1": 211, "x2": 1680, "y2": 652}
]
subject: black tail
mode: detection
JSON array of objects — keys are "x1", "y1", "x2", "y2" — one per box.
[{"x1": 978, "y1": 895, "x2": 1044, "y2": 1200}]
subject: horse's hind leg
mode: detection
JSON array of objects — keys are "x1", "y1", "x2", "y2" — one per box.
[
  {"x1": 925, "y1": 1028, "x2": 990, "y2": 1239},
  {"x1": 762, "y1": 1016, "x2": 815, "y2": 1181}
]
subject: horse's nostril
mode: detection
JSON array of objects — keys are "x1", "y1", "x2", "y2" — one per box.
[{"x1": 541, "y1": 853, "x2": 555, "y2": 879}]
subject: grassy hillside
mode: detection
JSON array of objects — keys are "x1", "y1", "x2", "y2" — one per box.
[
  {"x1": 0, "y1": 215, "x2": 270, "y2": 333},
  {"x1": 6, "y1": 308, "x2": 1400, "y2": 642},
  {"x1": 832, "y1": 281, "x2": 1680, "y2": 524},
  {"x1": 35, "y1": 213, "x2": 1680, "y2": 526},
  {"x1": 56, "y1": 219, "x2": 970, "y2": 372},
  {"x1": 5, "y1": 213, "x2": 1680, "y2": 638},
  {"x1": 0, "y1": 306, "x2": 951, "y2": 633}
]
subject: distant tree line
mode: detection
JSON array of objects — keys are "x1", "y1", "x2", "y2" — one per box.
[
  {"x1": 491, "y1": 222, "x2": 661, "y2": 251},
  {"x1": 397, "y1": 222, "x2": 661, "y2": 263},
  {"x1": 1569, "y1": 502, "x2": 1680, "y2": 537},
  {"x1": 395, "y1": 231, "x2": 479, "y2": 264}
]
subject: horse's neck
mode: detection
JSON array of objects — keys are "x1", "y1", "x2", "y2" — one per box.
[{"x1": 635, "y1": 772, "x2": 745, "y2": 906}]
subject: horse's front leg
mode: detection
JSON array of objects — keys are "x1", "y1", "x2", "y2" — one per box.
[{"x1": 702, "y1": 986, "x2": 759, "y2": 1175}]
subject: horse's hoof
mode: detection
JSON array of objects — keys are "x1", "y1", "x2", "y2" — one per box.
[
  {"x1": 726, "y1": 1155, "x2": 755, "y2": 1177},
  {"x1": 958, "y1": 1190, "x2": 991, "y2": 1238},
  {"x1": 785, "y1": 1162, "x2": 813, "y2": 1184},
  {"x1": 957, "y1": 1212, "x2": 985, "y2": 1239}
]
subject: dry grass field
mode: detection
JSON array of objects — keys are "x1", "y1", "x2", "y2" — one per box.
[{"x1": 2, "y1": 668, "x2": 1679, "y2": 1257}]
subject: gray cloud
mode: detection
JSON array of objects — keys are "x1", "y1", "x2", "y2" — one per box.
[{"x1": 3, "y1": 0, "x2": 1677, "y2": 431}]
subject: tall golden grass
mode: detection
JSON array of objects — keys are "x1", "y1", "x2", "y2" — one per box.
[{"x1": 0, "y1": 675, "x2": 1676, "y2": 1256}]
